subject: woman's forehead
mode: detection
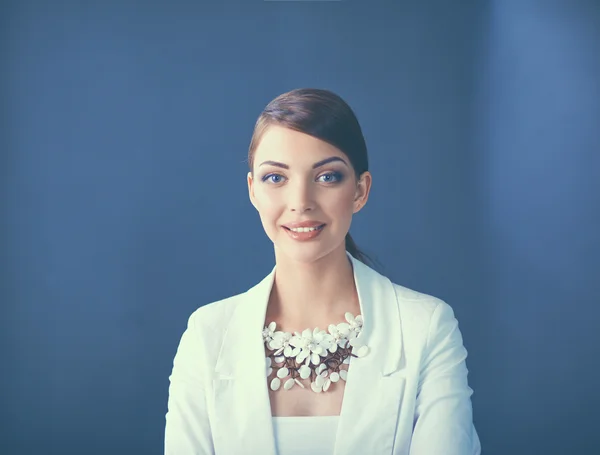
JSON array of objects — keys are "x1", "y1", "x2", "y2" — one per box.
[{"x1": 255, "y1": 126, "x2": 345, "y2": 163}]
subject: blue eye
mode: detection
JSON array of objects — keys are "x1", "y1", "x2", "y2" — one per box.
[
  {"x1": 262, "y1": 173, "x2": 284, "y2": 183},
  {"x1": 318, "y1": 172, "x2": 343, "y2": 183},
  {"x1": 261, "y1": 172, "x2": 343, "y2": 184}
]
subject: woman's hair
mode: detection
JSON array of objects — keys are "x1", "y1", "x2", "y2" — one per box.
[{"x1": 247, "y1": 88, "x2": 377, "y2": 267}]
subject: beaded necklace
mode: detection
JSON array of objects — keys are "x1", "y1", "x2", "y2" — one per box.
[{"x1": 263, "y1": 312, "x2": 369, "y2": 393}]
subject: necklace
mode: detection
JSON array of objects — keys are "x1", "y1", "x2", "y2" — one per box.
[{"x1": 262, "y1": 312, "x2": 370, "y2": 393}]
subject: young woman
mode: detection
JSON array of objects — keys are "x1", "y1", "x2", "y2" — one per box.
[{"x1": 164, "y1": 88, "x2": 481, "y2": 454}]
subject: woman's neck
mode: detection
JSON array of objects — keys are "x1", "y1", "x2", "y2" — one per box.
[{"x1": 266, "y1": 247, "x2": 360, "y2": 330}]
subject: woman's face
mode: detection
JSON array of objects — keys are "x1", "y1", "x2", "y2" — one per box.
[{"x1": 248, "y1": 125, "x2": 371, "y2": 264}]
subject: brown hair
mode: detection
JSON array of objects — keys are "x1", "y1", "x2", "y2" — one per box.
[{"x1": 247, "y1": 88, "x2": 376, "y2": 267}]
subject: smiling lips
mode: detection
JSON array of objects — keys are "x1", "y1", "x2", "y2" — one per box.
[{"x1": 282, "y1": 221, "x2": 326, "y2": 241}]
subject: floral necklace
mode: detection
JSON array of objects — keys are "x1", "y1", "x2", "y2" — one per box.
[{"x1": 262, "y1": 312, "x2": 370, "y2": 393}]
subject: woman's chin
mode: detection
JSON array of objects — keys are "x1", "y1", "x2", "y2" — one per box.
[{"x1": 273, "y1": 240, "x2": 345, "y2": 265}]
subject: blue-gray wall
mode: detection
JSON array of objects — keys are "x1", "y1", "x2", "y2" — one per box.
[{"x1": 2, "y1": 1, "x2": 598, "y2": 454}]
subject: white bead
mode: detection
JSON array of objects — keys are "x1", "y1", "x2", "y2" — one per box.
[
  {"x1": 266, "y1": 357, "x2": 272, "y2": 367},
  {"x1": 356, "y1": 346, "x2": 370, "y2": 358},
  {"x1": 315, "y1": 375, "x2": 325, "y2": 388},
  {"x1": 349, "y1": 337, "x2": 363, "y2": 348},
  {"x1": 266, "y1": 367, "x2": 272, "y2": 377},
  {"x1": 283, "y1": 378, "x2": 295, "y2": 390},
  {"x1": 299, "y1": 365, "x2": 311, "y2": 379},
  {"x1": 339, "y1": 370, "x2": 348, "y2": 381},
  {"x1": 337, "y1": 323, "x2": 350, "y2": 336},
  {"x1": 317, "y1": 364, "x2": 327, "y2": 374},
  {"x1": 320, "y1": 370, "x2": 329, "y2": 378},
  {"x1": 323, "y1": 379, "x2": 332, "y2": 392},
  {"x1": 330, "y1": 372, "x2": 340, "y2": 382},
  {"x1": 277, "y1": 367, "x2": 289, "y2": 379},
  {"x1": 311, "y1": 353, "x2": 321, "y2": 365},
  {"x1": 311, "y1": 382, "x2": 323, "y2": 393},
  {"x1": 296, "y1": 354, "x2": 305, "y2": 364},
  {"x1": 294, "y1": 378, "x2": 305, "y2": 389},
  {"x1": 270, "y1": 378, "x2": 281, "y2": 391}
]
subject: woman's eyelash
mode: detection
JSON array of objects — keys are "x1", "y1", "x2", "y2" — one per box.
[
  {"x1": 318, "y1": 171, "x2": 344, "y2": 183},
  {"x1": 262, "y1": 173, "x2": 284, "y2": 183},
  {"x1": 261, "y1": 172, "x2": 343, "y2": 184}
]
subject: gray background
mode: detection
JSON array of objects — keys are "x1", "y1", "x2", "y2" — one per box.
[{"x1": 2, "y1": 1, "x2": 599, "y2": 454}]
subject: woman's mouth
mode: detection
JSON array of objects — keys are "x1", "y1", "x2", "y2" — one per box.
[{"x1": 283, "y1": 224, "x2": 325, "y2": 241}]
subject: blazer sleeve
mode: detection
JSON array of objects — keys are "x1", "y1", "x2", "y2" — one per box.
[
  {"x1": 409, "y1": 301, "x2": 481, "y2": 455},
  {"x1": 164, "y1": 311, "x2": 215, "y2": 455}
]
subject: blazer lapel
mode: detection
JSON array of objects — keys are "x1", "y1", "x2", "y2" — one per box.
[
  {"x1": 212, "y1": 252, "x2": 405, "y2": 455},
  {"x1": 212, "y1": 265, "x2": 278, "y2": 455},
  {"x1": 333, "y1": 254, "x2": 405, "y2": 455}
]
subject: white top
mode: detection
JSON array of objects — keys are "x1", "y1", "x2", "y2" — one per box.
[
  {"x1": 164, "y1": 252, "x2": 482, "y2": 454},
  {"x1": 272, "y1": 416, "x2": 340, "y2": 455}
]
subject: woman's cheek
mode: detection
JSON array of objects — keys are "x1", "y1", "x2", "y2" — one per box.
[{"x1": 257, "y1": 187, "x2": 280, "y2": 205}]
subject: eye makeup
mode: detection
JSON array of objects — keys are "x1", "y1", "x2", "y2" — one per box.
[
  {"x1": 317, "y1": 171, "x2": 344, "y2": 183},
  {"x1": 260, "y1": 170, "x2": 345, "y2": 184}
]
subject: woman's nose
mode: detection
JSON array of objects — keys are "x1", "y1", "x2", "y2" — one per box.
[{"x1": 288, "y1": 181, "x2": 315, "y2": 212}]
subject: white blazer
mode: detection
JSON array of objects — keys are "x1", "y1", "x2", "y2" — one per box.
[{"x1": 165, "y1": 252, "x2": 481, "y2": 454}]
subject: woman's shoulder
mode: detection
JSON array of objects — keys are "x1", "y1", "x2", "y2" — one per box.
[
  {"x1": 368, "y1": 261, "x2": 452, "y2": 323},
  {"x1": 388, "y1": 280, "x2": 459, "y2": 331},
  {"x1": 186, "y1": 291, "x2": 246, "y2": 334}
]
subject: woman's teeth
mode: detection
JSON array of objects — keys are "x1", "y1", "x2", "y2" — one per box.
[{"x1": 287, "y1": 225, "x2": 324, "y2": 233}]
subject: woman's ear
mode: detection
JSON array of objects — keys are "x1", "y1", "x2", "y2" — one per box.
[
  {"x1": 353, "y1": 171, "x2": 372, "y2": 213},
  {"x1": 247, "y1": 171, "x2": 258, "y2": 211}
]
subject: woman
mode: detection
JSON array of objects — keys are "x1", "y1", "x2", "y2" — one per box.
[{"x1": 164, "y1": 88, "x2": 481, "y2": 454}]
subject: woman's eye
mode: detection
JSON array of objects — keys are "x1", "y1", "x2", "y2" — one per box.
[
  {"x1": 262, "y1": 173, "x2": 285, "y2": 183},
  {"x1": 262, "y1": 172, "x2": 342, "y2": 184},
  {"x1": 318, "y1": 172, "x2": 343, "y2": 183}
]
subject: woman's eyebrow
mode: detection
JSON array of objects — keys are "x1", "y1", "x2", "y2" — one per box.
[{"x1": 258, "y1": 156, "x2": 348, "y2": 169}]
